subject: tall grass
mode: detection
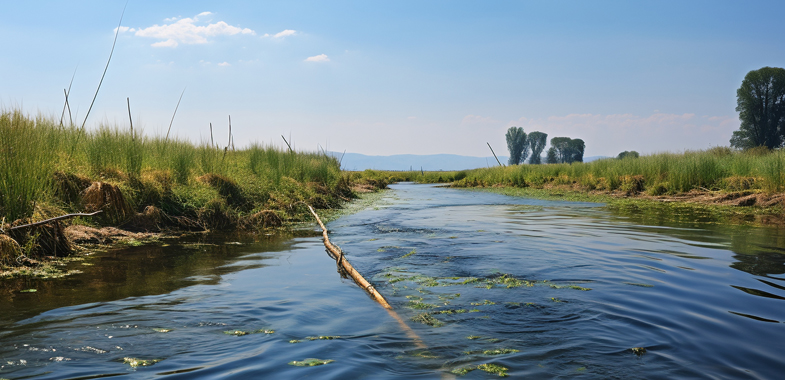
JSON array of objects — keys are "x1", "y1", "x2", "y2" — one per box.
[
  {"x1": 0, "y1": 109, "x2": 345, "y2": 224},
  {"x1": 0, "y1": 111, "x2": 60, "y2": 221}
]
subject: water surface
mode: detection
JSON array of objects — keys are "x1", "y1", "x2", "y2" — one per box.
[{"x1": 1, "y1": 183, "x2": 784, "y2": 379}]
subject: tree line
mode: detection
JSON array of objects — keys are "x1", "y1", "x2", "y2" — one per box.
[{"x1": 505, "y1": 127, "x2": 584, "y2": 165}]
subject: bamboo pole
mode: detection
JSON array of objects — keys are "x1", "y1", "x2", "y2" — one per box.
[{"x1": 307, "y1": 205, "x2": 426, "y2": 349}]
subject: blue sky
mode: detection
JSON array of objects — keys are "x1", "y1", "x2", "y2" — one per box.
[{"x1": 2, "y1": 1, "x2": 784, "y2": 157}]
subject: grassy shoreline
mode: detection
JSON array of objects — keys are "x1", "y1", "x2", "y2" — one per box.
[{"x1": 0, "y1": 109, "x2": 388, "y2": 273}]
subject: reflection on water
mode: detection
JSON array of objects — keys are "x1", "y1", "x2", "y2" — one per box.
[{"x1": 1, "y1": 183, "x2": 784, "y2": 379}]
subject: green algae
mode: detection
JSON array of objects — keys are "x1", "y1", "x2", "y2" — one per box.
[
  {"x1": 452, "y1": 363, "x2": 509, "y2": 377},
  {"x1": 467, "y1": 335, "x2": 482, "y2": 340},
  {"x1": 305, "y1": 335, "x2": 340, "y2": 340},
  {"x1": 401, "y1": 249, "x2": 417, "y2": 259},
  {"x1": 153, "y1": 328, "x2": 172, "y2": 333},
  {"x1": 550, "y1": 284, "x2": 592, "y2": 291},
  {"x1": 288, "y1": 358, "x2": 334, "y2": 367},
  {"x1": 289, "y1": 339, "x2": 302, "y2": 343},
  {"x1": 411, "y1": 312, "x2": 444, "y2": 327},
  {"x1": 551, "y1": 297, "x2": 564, "y2": 303},
  {"x1": 19, "y1": 289, "x2": 37, "y2": 293},
  {"x1": 470, "y1": 300, "x2": 496, "y2": 306},
  {"x1": 478, "y1": 363, "x2": 509, "y2": 377},
  {"x1": 223, "y1": 329, "x2": 274, "y2": 336},
  {"x1": 407, "y1": 300, "x2": 438, "y2": 309},
  {"x1": 123, "y1": 357, "x2": 161, "y2": 367},
  {"x1": 405, "y1": 295, "x2": 423, "y2": 301}
]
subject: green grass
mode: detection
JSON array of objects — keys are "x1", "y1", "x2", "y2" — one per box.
[
  {"x1": 352, "y1": 147, "x2": 785, "y2": 196},
  {"x1": 0, "y1": 108, "x2": 354, "y2": 236}
]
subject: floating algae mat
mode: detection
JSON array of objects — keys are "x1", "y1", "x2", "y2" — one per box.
[{"x1": 451, "y1": 363, "x2": 510, "y2": 377}]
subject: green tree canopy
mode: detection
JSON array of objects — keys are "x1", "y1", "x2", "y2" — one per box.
[
  {"x1": 527, "y1": 131, "x2": 548, "y2": 164},
  {"x1": 617, "y1": 150, "x2": 640, "y2": 159},
  {"x1": 546, "y1": 147, "x2": 558, "y2": 164},
  {"x1": 730, "y1": 67, "x2": 785, "y2": 150},
  {"x1": 505, "y1": 126, "x2": 529, "y2": 165},
  {"x1": 548, "y1": 137, "x2": 585, "y2": 163}
]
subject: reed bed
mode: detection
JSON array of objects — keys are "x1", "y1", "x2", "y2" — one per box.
[{"x1": 0, "y1": 109, "x2": 348, "y2": 233}]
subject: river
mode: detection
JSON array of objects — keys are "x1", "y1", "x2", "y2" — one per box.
[{"x1": 1, "y1": 183, "x2": 784, "y2": 379}]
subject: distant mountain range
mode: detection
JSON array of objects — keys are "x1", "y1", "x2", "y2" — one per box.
[{"x1": 328, "y1": 152, "x2": 609, "y2": 171}]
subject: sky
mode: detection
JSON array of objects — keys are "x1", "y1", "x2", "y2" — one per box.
[{"x1": 1, "y1": 0, "x2": 784, "y2": 158}]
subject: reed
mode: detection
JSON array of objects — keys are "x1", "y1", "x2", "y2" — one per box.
[{"x1": 0, "y1": 109, "x2": 348, "y2": 231}]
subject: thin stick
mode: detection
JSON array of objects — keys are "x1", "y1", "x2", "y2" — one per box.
[
  {"x1": 80, "y1": 1, "x2": 128, "y2": 132},
  {"x1": 487, "y1": 142, "x2": 504, "y2": 167},
  {"x1": 281, "y1": 135, "x2": 294, "y2": 153},
  {"x1": 226, "y1": 116, "x2": 232, "y2": 151},
  {"x1": 165, "y1": 88, "x2": 186, "y2": 142},
  {"x1": 9, "y1": 211, "x2": 103, "y2": 231},
  {"x1": 229, "y1": 115, "x2": 235, "y2": 151},
  {"x1": 339, "y1": 149, "x2": 346, "y2": 167},
  {"x1": 60, "y1": 67, "x2": 77, "y2": 127},
  {"x1": 209, "y1": 123, "x2": 215, "y2": 148},
  {"x1": 126, "y1": 97, "x2": 134, "y2": 140}
]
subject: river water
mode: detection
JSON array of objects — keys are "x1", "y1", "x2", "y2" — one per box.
[{"x1": 1, "y1": 183, "x2": 784, "y2": 379}]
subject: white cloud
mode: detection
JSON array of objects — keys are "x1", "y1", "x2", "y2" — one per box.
[
  {"x1": 273, "y1": 29, "x2": 296, "y2": 38},
  {"x1": 164, "y1": 16, "x2": 179, "y2": 22},
  {"x1": 305, "y1": 54, "x2": 329, "y2": 62},
  {"x1": 218, "y1": 61, "x2": 231, "y2": 66},
  {"x1": 114, "y1": 26, "x2": 136, "y2": 33},
  {"x1": 133, "y1": 12, "x2": 256, "y2": 47},
  {"x1": 151, "y1": 39, "x2": 178, "y2": 48}
]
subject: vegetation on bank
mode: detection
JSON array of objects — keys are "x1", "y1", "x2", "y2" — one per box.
[
  {"x1": 0, "y1": 109, "x2": 382, "y2": 268},
  {"x1": 355, "y1": 147, "x2": 785, "y2": 196}
]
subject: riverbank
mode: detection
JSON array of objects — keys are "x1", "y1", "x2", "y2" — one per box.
[
  {"x1": 348, "y1": 146, "x2": 785, "y2": 227},
  {"x1": 0, "y1": 110, "x2": 390, "y2": 277}
]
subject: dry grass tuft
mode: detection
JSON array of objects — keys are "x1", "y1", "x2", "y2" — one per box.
[
  {"x1": 0, "y1": 234, "x2": 22, "y2": 265},
  {"x1": 82, "y1": 182, "x2": 133, "y2": 223}
]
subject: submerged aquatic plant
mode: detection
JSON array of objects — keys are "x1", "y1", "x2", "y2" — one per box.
[{"x1": 288, "y1": 358, "x2": 334, "y2": 366}]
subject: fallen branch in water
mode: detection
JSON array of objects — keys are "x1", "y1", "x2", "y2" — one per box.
[
  {"x1": 307, "y1": 205, "x2": 391, "y2": 308},
  {"x1": 8, "y1": 211, "x2": 103, "y2": 231},
  {"x1": 307, "y1": 205, "x2": 426, "y2": 349}
]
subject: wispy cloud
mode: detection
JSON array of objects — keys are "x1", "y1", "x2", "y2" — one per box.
[
  {"x1": 274, "y1": 29, "x2": 296, "y2": 38},
  {"x1": 129, "y1": 12, "x2": 255, "y2": 48},
  {"x1": 305, "y1": 54, "x2": 329, "y2": 62},
  {"x1": 218, "y1": 61, "x2": 231, "y2": 66}
]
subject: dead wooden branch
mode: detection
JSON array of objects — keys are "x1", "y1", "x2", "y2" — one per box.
[{"x1": 8, "y1": 211, "x2": 103, "y2": 232}]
